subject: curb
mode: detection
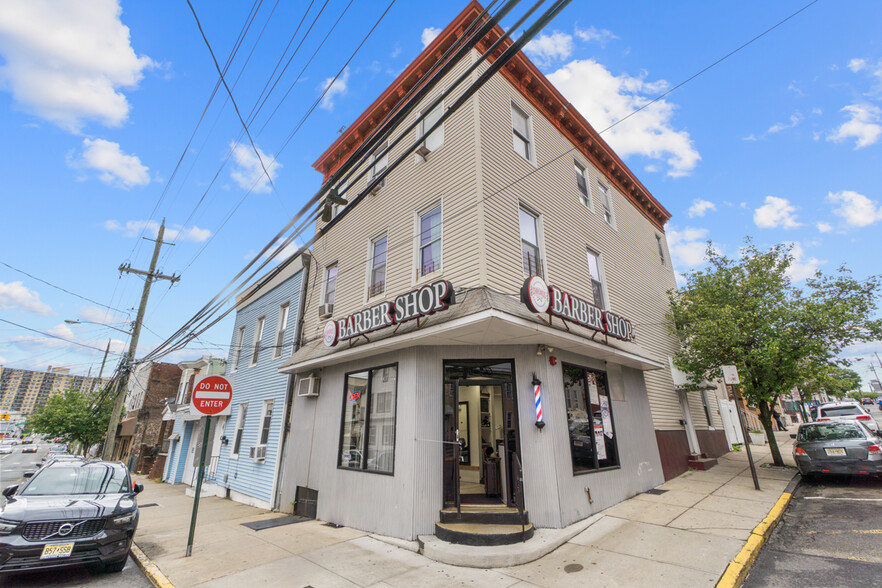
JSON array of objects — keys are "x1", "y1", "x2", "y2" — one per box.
[
  {"x1": 715, "y1": 474, "x2": 800, "y2": 588},
  {"x1": 131, "y1": 543, "x2": 175, "y2": 588}
]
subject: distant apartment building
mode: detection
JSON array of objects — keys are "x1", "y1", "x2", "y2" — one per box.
[{"x1": 0, "y1": 365, "x2": 108, "y2": 416}]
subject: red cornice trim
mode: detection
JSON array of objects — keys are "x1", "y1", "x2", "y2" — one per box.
[{"x1": 312, "y1": 1, "x2": 671, "y2": 230}]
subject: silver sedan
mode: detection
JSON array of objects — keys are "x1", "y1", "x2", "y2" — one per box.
[{"x1": 793, "y1": 422, "x2": 882, "y2": 478}]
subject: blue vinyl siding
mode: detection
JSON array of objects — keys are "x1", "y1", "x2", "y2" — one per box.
[
  {"x1": 214, "y1": 269, "x2": 304, "y2": 505},
  {"x1": 172, "y1": 420, "x2": 193, "y2": 484}
]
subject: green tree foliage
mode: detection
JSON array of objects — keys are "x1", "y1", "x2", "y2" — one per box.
[
  {"x1": 27, "y1": 387, "x2": 115, "y2": 456},
  {"x1": 669, "y1": 240, "x2": 882, "y2": 466},
  {"x1": 799, "y1": 363, "x2": 861, "y2": 401}
]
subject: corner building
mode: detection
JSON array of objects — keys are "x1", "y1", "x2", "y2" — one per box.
[{"x1": 279, "y1": 1, "x2": 726, "y2": 542}]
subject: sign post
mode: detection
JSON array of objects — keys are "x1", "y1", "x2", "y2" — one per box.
[
  {"x1": 721, "y1": 366, "x2": 760, "y2": 491},
  {"x1": 186, "y1": 375, "x2": 233, "y2": 557}
]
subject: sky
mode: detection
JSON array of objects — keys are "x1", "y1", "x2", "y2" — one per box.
[{"x1": 1, "y1": 0, "x2": 881, "y2": 389}]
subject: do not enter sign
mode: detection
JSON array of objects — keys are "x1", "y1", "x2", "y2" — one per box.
[{"x1": 190, "y1": 375, "x2": 233, "y2": 416}]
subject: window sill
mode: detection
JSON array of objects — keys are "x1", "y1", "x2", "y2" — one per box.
[
  {"x1": 572, "y1": 465, "x2": 621, "y2": 476},
  {"x1": 337, "y1": 465, "x2": 395, "y2": 477}
]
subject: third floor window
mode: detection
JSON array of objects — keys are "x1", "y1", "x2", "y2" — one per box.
[
  {"x1": 419, "y1": 205, "x2": 442, "y2": 277},
  {"x1": 324, "y1": 264, "x2": 338, "y2": 306},
  {"x1": 369, "y1": 235, "x2": 387, "y2": 297},
  {"x1": 519, "y1": 207, "x2": 542, "y2": 277},
  {"x1": 511, "y1": 103, "x2": 533, "y2": 162}
]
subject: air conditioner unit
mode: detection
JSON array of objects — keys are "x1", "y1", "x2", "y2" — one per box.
[
  {"x1": 318, "y1": 303, "x2": 333, "y2": 319},
  {"x1": 297, "y1": 376, "x2": 321, "y2": 398},
  {"x1": 249, "y1": 445, "x2": 267, "y2": 461}
]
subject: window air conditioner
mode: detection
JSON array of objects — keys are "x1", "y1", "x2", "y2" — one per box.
[
  {"x1": 318, "y1": 303, "x2": 333, "y2": 319},
  {"x1": 249, "y1": 445, "x2": 267, "y2": 461},
  {"x1": 297, "y1": 376, "x2": 321, "y2": 398}
]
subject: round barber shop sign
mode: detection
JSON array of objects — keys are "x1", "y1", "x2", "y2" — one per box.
[
  {"x1": 524, "y1": 276, "x2": 550, "y2": 314},
  {"x1": 323, "y1": 320, "x2": 339, "y2": 347}
]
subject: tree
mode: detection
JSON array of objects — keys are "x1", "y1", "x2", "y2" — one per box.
[
  {"x1": 800, "y1": 363, "x2": 861, "y2": 401},
  {"x1": 27, "y1": 387, "x2": 115, "y2": 456},
  {"x1": 669, "y1": 240, "x2": 882, "y2": 466}
]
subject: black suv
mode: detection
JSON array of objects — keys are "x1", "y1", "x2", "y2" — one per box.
[{"x1": 0, "y1": 460, "x2": 142, "y2": 575}]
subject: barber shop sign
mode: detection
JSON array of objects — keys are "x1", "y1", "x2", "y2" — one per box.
[
  {"x1": 323, "y1": 280, "x2": 455, "y2": 347},
  {"x1": 521, "y1": 276, "x2": 633, "y2": 341}
]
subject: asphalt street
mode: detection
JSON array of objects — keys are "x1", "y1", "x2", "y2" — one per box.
[
  {"x1": 0, "y1": 443, "x2": 151, "y2": 587},
  {"x1": 744, "y1": 408, "x2": 882, "y2": 588}
]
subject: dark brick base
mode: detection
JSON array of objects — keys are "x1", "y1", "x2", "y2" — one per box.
[
  {"x1": 696, "y1": 429, "x2": 730, "y2": 458},
  {"x1": 655, "y1": 430, "x2": 691, "y2": 480}
]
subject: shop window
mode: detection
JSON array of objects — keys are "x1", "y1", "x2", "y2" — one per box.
[
  {"x1": 369, "y1": 234, "x2": 387, "y2": 297},
  {"x1": 574, "y1": 161, "x2": 591, "y2": 209},
  {"x1": 420, "y1": 101, "x2": 445, "y2": 153},
  {"x1": 251, "y1": 316, "x2": 265, "y2": 366},
  {"x1": 511, "y1": 102, "x2": 533, "y2": 162},
  {"x1": 232, "y1": 326, "x2": 245, "y2": 371},
  {"x1": 232, "y1": 403, "x2": 248, "y2": 458},
  {"x1": 563, "y1": 364, "x2": 619, "y2": 473},
  {"x1": 586, "y1": 248, "x2": 606, "y2": 308},
  {"x1": 273, "y1": 303, "x2": 289, "y2": 359},
  {"x1": 338, "y1": 365, "x2": 398, "y2": 475},
  {"x1": 259, "y1": 399, "x2": 274, "y2": 445},
  {"x1": 418, "y1": 205, "x2": 442, "y2": 277},
  {"x1": 520, "y1": 207, "x2": 542, "y2": 277}
]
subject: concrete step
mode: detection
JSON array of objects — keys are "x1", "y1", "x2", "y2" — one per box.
[
  {"x1": 434, "y1": 521, "x2": 534, "y2": 546},
  {"x1": 687, "y1": 456, "x2": 718, "y2": 470},
  {"x1": 440, "y1": 506, "x2": 528, "y2": 525}
]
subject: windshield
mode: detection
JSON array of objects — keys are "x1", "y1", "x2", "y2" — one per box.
[
  {"x1": 798, "y1": 423, "x2": 865, "y2": 442},
  {"x1": 21, "y1": 464, "x2": 130, "y2": 495},
  {"x1": 819, "y1": 406, "x2": 863, "y2": 417}
]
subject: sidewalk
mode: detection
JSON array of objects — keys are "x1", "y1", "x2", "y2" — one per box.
[{"x1": 133, "y1": 432, "x2": 797, "y2": 587}]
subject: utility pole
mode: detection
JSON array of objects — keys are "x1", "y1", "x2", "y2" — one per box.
[{"x1": 102, "y1": 219, "x2": 179, "y2": 460}]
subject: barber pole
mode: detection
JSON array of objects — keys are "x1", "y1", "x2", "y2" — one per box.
[{"x1": 532, "y1": 374, "x2": 545, "y2": 429}]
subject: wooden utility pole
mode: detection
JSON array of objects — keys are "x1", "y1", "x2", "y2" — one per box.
[{"x1": 102, "y1": 219, "x2": 179, "y2": 460}]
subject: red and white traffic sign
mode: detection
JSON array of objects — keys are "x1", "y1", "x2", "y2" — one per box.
[{"x1": 190, "y1": 375, "x2": 233, "y2": 416}]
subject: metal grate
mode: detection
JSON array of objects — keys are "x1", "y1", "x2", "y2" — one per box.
[
  {"x1": 642, "y1": 488, "x2": 668, "y2": 496},
  {"x1": 22, "y1": 518, "x2": 105, "y2": 541}
]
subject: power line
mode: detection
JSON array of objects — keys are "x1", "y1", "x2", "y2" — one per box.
[
  {"x1": 0, "y1": 318, "x2": 127, "y2": 357},
  {"x1": 1, "y1": 261, "x2": 131, "y2": 316}
]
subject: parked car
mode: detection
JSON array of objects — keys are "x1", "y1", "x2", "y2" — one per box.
[
  {"x1": 814, "y1": 401, "x2": 879, "y2": 433},
  {"x1": 20, "y1": 446, "x2": 37, "y2": 454},
  {"x1": 0, "y1": 460, "x2": 142, "y2": 576},
  {"x1": 792, "y1": 421, "x2": 882, "y2": 478},
  {"x1": 0, "y1": 447, "x2": 12, "y2": 456}
]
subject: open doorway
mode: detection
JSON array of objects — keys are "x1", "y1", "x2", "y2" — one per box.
[{"x1": 443, "y1": 360, "x2": 520, "y2": 507}]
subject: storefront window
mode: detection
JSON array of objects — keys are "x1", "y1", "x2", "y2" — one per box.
[
  {"x1": 338, "y1": 365, "x2": 397, "y2": 474},
  {"x1": 563, "y1": 364, "x2": 619, "y2": 473}
]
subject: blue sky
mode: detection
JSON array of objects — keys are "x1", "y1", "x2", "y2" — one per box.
[{"x1": 1, "y1": 1, "x2": 881, "y2": 388}]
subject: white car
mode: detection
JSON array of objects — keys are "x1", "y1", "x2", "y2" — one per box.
[
  {"x1": 815, "y1": 401, "x2": 880, "y2": 433},
  {"x1": 0, "y1": 446, "x2": 13, "y2": 455}
]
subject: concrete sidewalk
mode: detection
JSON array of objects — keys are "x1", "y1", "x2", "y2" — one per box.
[{"x1": 133, "y1": 432, "x2": 796, "y2": 587}]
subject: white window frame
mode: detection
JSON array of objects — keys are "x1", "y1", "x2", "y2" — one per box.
[
  {"x1": 231, "y1": 403, "x2": 248, "y2": 459},
  {"x1": 574, "y1": 161, "x2": 591, "y2": 209},
  {"x1": 251, "y1": 316, "x2": 265, "y2": 366},
  {"x1": 597, "y1": 180, "x2": 616, "y2": 228},
  {"x1": 519, "y1": 206, "x2": 544, "y2": 278},
  {"x1": 656, "y1": 234, "x2": 667, "y2": 266},
  {"x1": 258, "y1": 399, "x2": 274, "y2": 446},
  {"x1": 273, "y1": 303, "x2": 289, "y2": 359},
  {"x1": 586, "y1": 247, "x2": 609, "y2": 309},
  {"x1": 419, "y1": 100, "x2": 444, "y2": 154},
  {"x1": 232, "y1": 326, "x2": 245, "y2": 372},
  {"x1": 511, "y1": 102, "x2": 534, "y2": 163},
  {"x1": 415, "y1": 202, "x2": 442, "y2": 281},
  {"x1": 322, "y1": 263, "x2": 338, "y2": 306},
  {"x1": 370, "y1": 141, "x2": 388, "y2": 191},
  {"x1": 367, "y1": 233, "x2": 388, "y2": 299}
]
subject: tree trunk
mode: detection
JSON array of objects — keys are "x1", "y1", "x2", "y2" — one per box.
[{"x1": 758, "y1": 401, "x2": 784, "y2": 466}]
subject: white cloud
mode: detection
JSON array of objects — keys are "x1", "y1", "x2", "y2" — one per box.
[
  {"x1": 104, "y1": 219, "x2": 212, "y2": 242},
  {"x1": 667, "y1": 227, "x2": 711, "y2": 269},
  {"x1": 0, "y1": 356, "x2": 6, "y2": 364},
  {"x1": 574, "y1": 26, "x2": 617, "y2": 47},
  {"x1": 229, "y1": 141, "x2": 281, "y2": 193},
  {"x1": 0, "y1": 281, "x2": 53, "y2": 315},
  {"x1": 768, "y1": 113, "x2": 802, "y2": 134},
  {"x1": 827, "y1": 104, "x2": 882, "y2": 149},
  {"x1": 0, "y1": 0, "x2": 154, "y2": 132},
  {"x1": 547, "y1": 59, "x2": 700, "y2": 177},
  {"x1": 848, "y1": 58, "x2": 867, "y2": 73},
  {"x1": 816, "y1": 221, "x2": 833, "y2": 233},
  {"x1": 827, "y1": 190, "x2": 882, "y2": 227},
  {"x1": 319, "y1": 66, "x2": 350, "y2": 112},
  {"x1": 687, "y1": 199, "x2": 716, "y2": 218},
  {"x1": 421, "y1": 27, "x2": 441, "y2": 48},
  {"x1": 69, "y1": 138, "x2": 149, "y2": 189},
  {"x1": 524, "y1": 32, "x2": 574, "y2": 66},
  {"x1": 261, "y1": 238, "x2": 302, "y2": 262},
  {"x1": 753, "y1": 196, "x2": 802, "y2": 229},
  {"x1": 785, "y1": 242, "x2": 823, "y2": 282},
  {"x1": 77, "y1": 305, "x2": 128, "y2": 325}
]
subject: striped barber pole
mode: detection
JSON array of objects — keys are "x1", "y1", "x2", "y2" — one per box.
[{"x1": 534, "y1": 383, "x2": 543, "y2": 424}]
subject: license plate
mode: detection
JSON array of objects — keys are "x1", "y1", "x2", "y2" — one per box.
[
  {"x1": 824, "y1": 447, "x2": 847, "y2": 456},
  {"x1": 40, "y1": 543, "x2": 74, "y2": 559}
]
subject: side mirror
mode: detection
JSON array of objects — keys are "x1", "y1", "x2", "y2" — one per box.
[
  {"x1": 133, "y1": 483, "x2": 144, "y2": 494},
  {"x1": 22, "y1": 471, "x2": 34, "y2": 478},
  {"x1": 790, "y1": 434, "x2": 797, "y2": 439},
  {"x1": 2, "y1": 485, "x2": 18, "y2": 497}
]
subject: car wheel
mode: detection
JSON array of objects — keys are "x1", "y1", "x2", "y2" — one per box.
[{"x1": 102, "y1": 552, "x2": 129, "y2": 573}]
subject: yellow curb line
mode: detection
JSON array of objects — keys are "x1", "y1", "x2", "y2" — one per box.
[
  {"x1": 131, "y1": 544, "x2": 175, "y2": 588},
  {"x1": 715, "y1": 489, "x2": 793, "y2": 588}
]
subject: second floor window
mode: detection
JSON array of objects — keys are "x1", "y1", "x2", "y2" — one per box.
[
  {"x1": 324, "y1": 264, "x2": 338, "y2": 306},
  {"x1": 251, "y1": 317, "x2": 265, "y2": 366},
  {"x1": 273, "y1": 303, "x2": 289, "y2": 359},
  {"x1": 419, "y1": 205, "x2": 442, "y2": 277},
  {"x1": 370, "y1": 142, "x2": 388, "y2": 190},
  {"x1": 574, "y1": 161, "x2": 590, "y2": 208},
  {"x1": 259, "y1": 399, "x2": 274, "y2": 445},
  {"x1": 586, "y1": 249, "x2": 605, "y2": 308},
  {"x1": 519, "y1": 208, "x2": 542, "y2": 276},
  {"x1": 511, "y1": 103, "x2": 533, "y2": 161},
  {"x1": 369, "y1": 235, "x2": 387, "y2": 297}
]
